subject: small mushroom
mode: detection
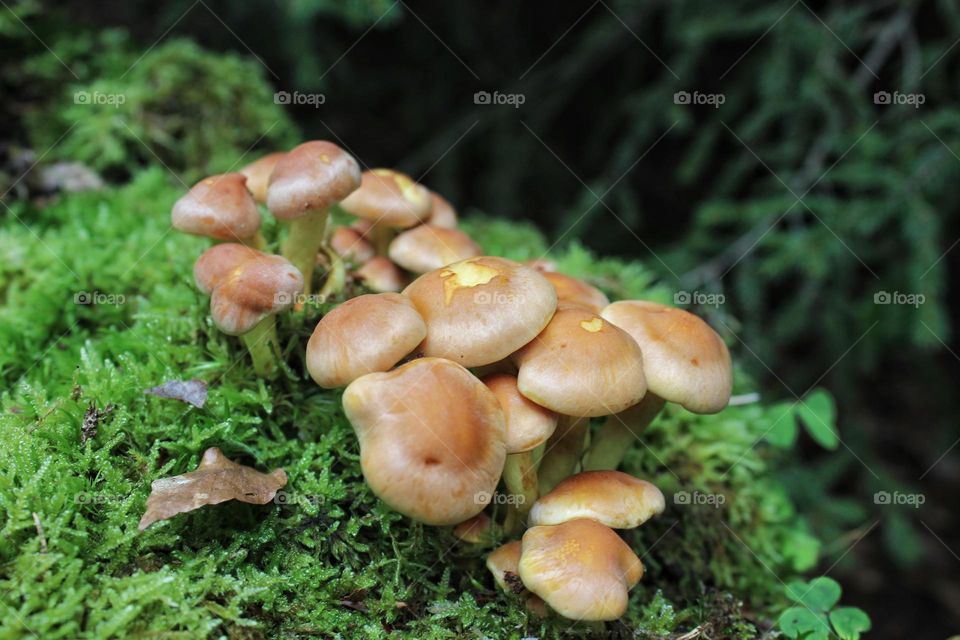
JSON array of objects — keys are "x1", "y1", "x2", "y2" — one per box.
[
  {"x1": 427, "y1": 191, "x2": 458, "y2": 229},
  {"x1": 194, "y1": 243, "x2": 303, "y2": 377},
  {"x1": 453, "y1": 512, "x2": 494, "y2": 544},
  {"x1": 529, "y1": 471, "x2": 665, "y2": 529},
  {"x1": 342, "y1": 357, "x2": 507, "y2": 525},
  {"x1": 403, "y1": 256, "x2": 557, "y2": 368},
  {"x1": 267, "y1": 140, "x2": 361, "y2": 298},
  {"x1": 540, "y1": 271, "x2": 609, "y2": 313},
  {"x1": 306, "y1": 293, "x2": 426, "y2": 388},
  {"x1": 388, "y1": 225, "x2": 482, "y2": 274},
  {"x1": 330, "y1": 226, "x2": 375, "y2": 263},
  {"x1": 240, "y1": 152, "x2": 284, "y2": 204},
  {"x1": 171, "y1": 173, "x2": 263, "y2": 247},
  {"x1": 356, "y1": 256, "x2": 406, "y2": 292},
  {"x1": 584, "y1": 300, "x2": 733, "y2": 470},
  {"x1": 486, "y1": 541, "x2": 549, "y2": 616},
  {"x1": 519, "y1": 519, "x2": 644, "y2": 621},
  {"x1": 339, "y1": 169, "x2": 432, "y2": 254}
]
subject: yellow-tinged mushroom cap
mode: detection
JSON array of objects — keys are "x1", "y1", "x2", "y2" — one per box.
[
  {"x1": 487, "y1": 540, "x2": 525, "y2": 592},
  {"x1": 403, "y1": 256, "x2": 557, "y2": 368},
  {"x1": 601, "y1": 300, "x2": 732, "y2": 413},
  {"x1": 453, "y1": 512, "x2": 493, "y2": 543},
  {"x1": 266, "y1": 141, "x2": 361, "y2": 220},
  {"x1": 342, "y1": 358, "x2": 507, "y2": 525},
  {"x1": 541, "y1": 271, "x2": 610, "y2": 313},
  {"x1": 519, "y1": 519, "x2": 643, "y2": 621},
  {"x1": 529, "y1": 471, "x2": 665, "y2": 529},
  {"x1": 239, "y1": 152, "x2": 284, "y2": 204},
  {"x1": 306, "y1": 293, "x2": 426, "y2": 388},
  {"x1": 388, "y1": 225, "x2": 482, "y2": 274},
  {"x1": 339, "y1": 168, "x2": 432, "y2": 228},
  {"x1": 482, "y1": 373, "x2": 557, "y2": 453},
  {"x1": 171, "y1": 173, "x2": 261, "y2": 242},
  {"x1": 514, "y1": 304, "x2": 646, "y2": 417}
]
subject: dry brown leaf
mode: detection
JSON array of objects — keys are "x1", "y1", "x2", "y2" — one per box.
[{"x1": 138, "y1": 447, "x2": 287, "y2": 530}]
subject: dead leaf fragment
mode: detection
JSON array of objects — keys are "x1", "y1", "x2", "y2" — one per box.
[
  {"x1": 138, "y1": 447, "x2": 287, "y2": 530},
  {"x1": 81, "y1": 401, "x2": 114, "y2": 444},
  {"x1": 144, "y1": 379, "x2": 208, "y2": 408}
]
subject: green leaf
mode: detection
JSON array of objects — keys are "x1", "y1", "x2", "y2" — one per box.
[
  {"x1": 785, "y1": 577, "x2": 842, "y2": 611},
  {"x1": 796, "y1": 389, "x2": 839, "y2": 449},
  {"x1": 830, "y1": 607, "x2": 872, "y2": 640},
  {"x1": 764, "y1": 402, "x2": 799, "y2": 448},
  {"x1": 779, "y1": 607, "x2": 830, "y2": 639}
]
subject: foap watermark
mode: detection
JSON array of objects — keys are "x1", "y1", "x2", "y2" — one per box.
[
  {"x1": 874, "y1": 491, "x2": 925, "y2": 508},
  {"x1": 274, "y1": 292, "x2": 327, "y2": 306},
  {"x1": 74, "y1": 492, "x2": 125, "y2": 505},
  {"x1": 272, "y1": 492, "x2": 326, "y2": 507},
  {"x1": 873, "y1": 90, "x2": 925, "y2": 108},
  {"x1": 674, "y1": 290, "x2": 725, "y2": 307},
  {"x1": 74, "y1": 90, "x2": 126, "y2": 108},
  {"x1": 474, "y1": 290, "x2": 525, "y2": 305},
  {"x1": 74, "y1": 291, "x2": 126, "y2": 306},
  {"x1": 474, "y1": 490, "x2": 526, "y2": 506},
  {"x1": 474, "y1": 90, "x2": 525, "y2": 108},
  {"x1": 874, "y1": 291, "x2": 924, "y2": 308},
  {"x1": 274, "y1": 91, "x2": 326, "y2": 108},
  {"x1": 674, "y1": 90, "x2": 725, "y2": 109},
  {"x1": 674, "y1": 490, "x2": 726, "y2": 508}
]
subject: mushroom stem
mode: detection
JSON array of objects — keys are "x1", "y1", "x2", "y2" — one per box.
[
  {"x1": 537, "y1": 416, "x2": 589, "y2": 495},
  {"x1": 246, "y1": 230, "x2": 267, "y2": 251},
  {"x1": 316, "y1": 245, "x2": 346, "y2": 302},
  {"x1": 582, "y1": 394, "x2": 666, "y2": 471},
  {"x1": 240, "y1": 315, "x2": 281, "y2": 378},
  {"x1": 369, "y1": 224, "x2": 394, "y2": 256},
  {"x1": 281, "y1": 208, "x2": 329, "y2": 298},
  {"x1": 502, "y1": 451, "x2": 538, "y2": 532}
]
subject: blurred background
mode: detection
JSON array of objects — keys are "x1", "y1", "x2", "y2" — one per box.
[{"x1": 2, "y1": 1, "x2": 958, "y2": 637}]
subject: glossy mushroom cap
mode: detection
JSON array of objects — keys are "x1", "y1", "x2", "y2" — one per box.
[
  {"x1": 339, "y1": 169, "x2": 432, "y2": 228},
  {"x1": 529, "y1": 471, "x2": 665, "y2": 529},
  {"x1": 514, "y1": 304, "x2": 647, "y2": 417},
  {"x1": 483, "y1": 373, "x2": 557, "y2": 453},
  {"x1": 171, "y1": 173, "x2": 261, "y2": 241},
  {"x1": 193, "y1": 244, "x2": 303, "y2": 335},
  {"x1": 487, "y1": 541, "x2": 524, "y2": 592},
  {"x1": 403, "y1": 256, "x2": 557, "y2": 368},
  {"x1": 427, "y1": 191, "x2": 458, "y2": 228},
  {"x1": 240, "y1": 152, "x2": 284, "y2": 204},
  {"x1": 342, "y1": 358, "x2": 507, "y2": 525},
  {"x1": 306, "y1": 293, "x2": 426, "y2": 388},
  {"x1": 519, "y1": 519, "x2": 643, "y2": 621},
  {"x1": 330, "y1": 226, "x2": 374, "y2": 263},
  {"x1": 541, "y1": 271, "x2": 609, "y2": 313},
  {"x1": 601, "y1": 300, "x2": 732, "y2": 413},
  {"x1": 356, "y1": 256, "x2": 406, "y2": 292},
  {"x1": 266, "y1": 141, "x2": 361, "y2": 220},
  {"x1": 388, "y1": 225, "x2": 482, "y2": 274}
]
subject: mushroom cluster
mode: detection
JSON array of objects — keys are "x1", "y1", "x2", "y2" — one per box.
[{"x1": 170, "y1": 140, "x2": 734, "y2": 623}]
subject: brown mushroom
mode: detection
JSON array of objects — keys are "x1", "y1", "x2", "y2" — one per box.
[
  {"x1": 356, "y1": 256, "x2": 406, "y2": 292},
  {"x1": 540, "y1": 271, "x2": 609, "y2": 313},
  {"x1": 239, "y1": 152, "x2": 284, "y2": 204},
  {"x1": 427, "y1": 191, "x2": 458, "y2": 229},
  {"x1": 339, "y1": 169, "x2": 432, "y2": 255},
  {"x1": 529, "y1": 471, "x2": 665, "y2": 529},
  {"x1": 171, "y1": 173, "x2": 263, "y2": 247},
  {"x1": 388, "y1": 225, "x2": 482, "y2": 274},
  {"x1": 330, "y1": 225, "x2": 375, "y2": 263}
]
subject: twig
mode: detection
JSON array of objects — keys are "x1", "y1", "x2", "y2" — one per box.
[{"x1": 32, "y1": 512, "x2": 47, "y2": 553}]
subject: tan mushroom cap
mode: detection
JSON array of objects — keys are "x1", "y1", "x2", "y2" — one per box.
[
  {"x1": 356, "y1": 256, "x2": 406, "y2": 292},
  {"x1": 519, "y1": 519, "x2": 643, "y2": 621},
  {"x1": 330, "y1": 226, "x2": 375, "y2": 263},
  {"x1": 239, "y1": 152, "x2": 284, "y2": 204},
  {"x1": 403, "y1": 256, "x2": 558, "y2": 368},
  {"x1": 483, "y1": 373, "x2": 557, "y2": 453},
  {"x1": 428, "y1": 191, "x2": 458, "y2": 228},
  {"x1": 193, "y1": 244, "x2": 303, "y2": 335},
  {"x1": 171, "y1": 173, "x2": 261, "y2": 241},
  {"x1": 306, "y1": 293, "x2": 426, "y2": 388},
  {"x1": 514, "y1": 304, "x2": 647, "y2": 417},
  {"x1": 453, "y1": 512, "x2": 493, "y2": 543},
  {"x1": 266, "y1": 140, "x2": 361, "y2": 220},
  {"x1": 487, "y1": 541, "x2": 524, "y2": 592},
  {"x1": 339, "y1": 169, "x2": 432, "y2": 228},
  {"x1": 526, "y1": 258, "x2": 558, "y2": 273},
  {"x1": 342, "y1": 357, "x2": 507, "y2": 525},
  {"x1": 541, "y1": 271, "x2": 610, "y2": 313},
  {"x1": 601, "y1": 300, "x2": 732, "y2": 413},
  {"x1": 529, "y1": 471, "x2": 665, "y2": 529},
  {"x1": 388, "y1": 225, "x2": 482, "y2": 274}
]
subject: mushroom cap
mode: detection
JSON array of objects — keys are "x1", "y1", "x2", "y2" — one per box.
[
  {"x1": 529, "y1": 471, "x2": 665, "y2": 529},
  {"x1": 266, "y1": 141, "x2": 361, "y2": 220},
  {"x1": 171, "y1": 173, "x2": 261, "y2": 241},
  {"x1": 514, "y1": 304, "x2": 647, "y2": 417},
  {"x1": 339, "y1": 169, "x2": 432, "y2": 228},
  {"x1": 306, "y1": 293, "x2": 426, "y2": 388},
  {"x1": 193, "y1": 246, "x2": 303, "y2": 335},
  {"x1": 601, "y1": 300, "x2": 732, "y2": 413},
  {"x1": 453, "y1": 512, "x2": 493, "y2": 543},
  {"x1": 342, "y1": 357, "x2": 507, "y2": 525},
  {"x1": 428, "y1": 191, "x2": 458, "y2": 228},
  {"x1": 356, "y1": 256, "x2": 406, "y2": 292},
  {"x1": 388, "y1": 225, "x2": 482, "y2": 274},
  {"x1": 330, "y1": 225, "x2": 375, "y2": 263},
  {"x1": 403, "y1": 256, "x2": 558, "y2": 368},
  {"x1": 487, "y1": 540, "x2": 524, "y2": 592},
  {"x1": 526, "y1": 258, "x2": 558, "y2": 273},
  {"x1": 519, "y1": 519, "x2": 643, "y2": 621},
  {"x1": 541, "y1": 271, "x2": 609, "y2": 313},
  {"x1": 239, "y1": 152, "x2": 284, "y2": 204},
  {"x1": 482, "y1": 373, "x2": 557, "y2": 453}
]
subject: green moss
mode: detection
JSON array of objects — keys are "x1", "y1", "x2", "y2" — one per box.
[{"x1": 0, "y1": 170, "x2": 843, "y2": 637}]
